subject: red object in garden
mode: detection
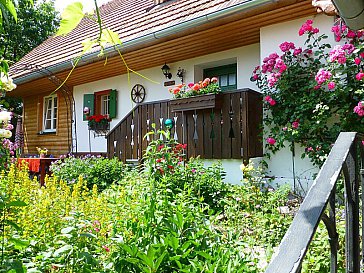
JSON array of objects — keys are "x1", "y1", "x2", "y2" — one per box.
[{"x1": 18, "y1": 158, "x2": 59, "y2": 186}]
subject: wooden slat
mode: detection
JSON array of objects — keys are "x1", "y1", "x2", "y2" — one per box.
[
  {"x1": 221, "y1": 93, "x2": 231, "y2": 159},
  {"x1": 241, "y1": 91, "x2": 249, "y2": 160},
  {"x1": 203, "y1": 109, "x2": 213, "y2": 159},
  {"x1": 231, "y1": 92, "x2": 242, "y2": 159}
]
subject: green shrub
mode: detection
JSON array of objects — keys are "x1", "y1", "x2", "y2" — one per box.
[{"x1": 50, "y1": 155, "x2": 130, "y2": 191}]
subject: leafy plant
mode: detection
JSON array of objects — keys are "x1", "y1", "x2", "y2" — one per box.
[{"x1": 50, "y1": 155, "x2": 130, "y2": 191}]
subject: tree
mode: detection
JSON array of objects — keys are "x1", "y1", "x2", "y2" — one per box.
[{"x1": 0, "y1": 0, "x2": 59, "y2": 62}]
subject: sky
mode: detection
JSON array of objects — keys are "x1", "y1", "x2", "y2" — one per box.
[{"x1": 54, "y1": 0, "x2": 111, "y2": 13}]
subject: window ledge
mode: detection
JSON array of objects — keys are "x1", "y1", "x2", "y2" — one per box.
[{"x1": 38, "y1": 131, "x2": 56, "y2": 135}]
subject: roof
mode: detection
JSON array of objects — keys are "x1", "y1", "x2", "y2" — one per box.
[
  {"x1": 9, "y1": 0, "x2": 317, "y2": 94},
  {"x1": 11, "y1": 0, "x2": 264, "y2": 81}
]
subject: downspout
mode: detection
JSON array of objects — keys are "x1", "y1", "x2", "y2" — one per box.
[
  {"x1": 14, "y1": 0, "x2": 273, "y2": 85},
  {"x1": 331, "y1": 0, "x2": 364, "y2": 30}
]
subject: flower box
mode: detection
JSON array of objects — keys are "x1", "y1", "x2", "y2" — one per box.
[
  {"x1": 170, "y1": 93, "x2": 223, "y2": 112},
  {"x1": 88, "y1": 122, "x2": 110, "y2": 136}
]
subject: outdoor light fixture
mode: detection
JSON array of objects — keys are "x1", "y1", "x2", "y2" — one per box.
[
  {"x1": 176, "y1": 67, "x2": 186, "y2": 83},
  {"x1": 161, "y1": 63, "x2": 172, "y2": 79}
]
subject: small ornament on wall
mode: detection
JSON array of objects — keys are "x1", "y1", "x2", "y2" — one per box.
[{"x1": 131, "y1": 84, "x2": 146, "y2": 103}]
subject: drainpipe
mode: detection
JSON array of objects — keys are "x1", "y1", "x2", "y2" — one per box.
[
  {"x1": 14, "y1": 0, "x2": 273, "y2": 85},
  {"x1": 331, "y1": 0, "x2": 364, "y2": 30}
]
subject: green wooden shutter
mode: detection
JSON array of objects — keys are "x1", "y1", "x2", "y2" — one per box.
[
  {"x1": 83, "y1": 94, "x2": 94, "y2": 121},
  {"x1": 109, "y1": 89, "x2": 117, "y2": 119}
]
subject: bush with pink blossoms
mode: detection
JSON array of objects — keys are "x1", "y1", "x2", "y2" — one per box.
[{"x1": 252, "y1": 19, "x2": 364, "y2": 166}]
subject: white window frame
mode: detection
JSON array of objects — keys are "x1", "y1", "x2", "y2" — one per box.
[
  {"x1": 43, "y1": 94, "x2": 58, "y2": 132},
  {"x1": 100, "y1": 94, "x2": 110, "y2": 116}
]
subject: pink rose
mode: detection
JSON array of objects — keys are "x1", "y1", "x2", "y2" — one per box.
[
  {"x1": 187, "y1": 82, "x2": 194, "y2": 88},
  {"x1": 327, "y1": 81, "x2": 336, "y2": 90},
  {"x1": 356, "y1": 72, "x2": 364, "y2": 81},
  {"x1": 292, "y1": 121, "x2": 299, "y2": 129},
  {"x1": 355, "y1": 58, "x2": 361, "y2": 65},
  {"x1": 266, "y1": 137, "x2": 276, "y2": 145},
  {"x1": 269, "y1": 99, "x2": 276, "y2": 106}
]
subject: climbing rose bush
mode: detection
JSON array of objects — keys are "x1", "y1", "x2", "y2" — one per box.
[{"x1": 252, "y1": 20, "x2": 364, "y2": 166}]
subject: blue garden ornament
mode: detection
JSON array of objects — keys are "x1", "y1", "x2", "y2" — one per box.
[{"x1": 164, "y1": 118, "x2": 174, "y2": 130}]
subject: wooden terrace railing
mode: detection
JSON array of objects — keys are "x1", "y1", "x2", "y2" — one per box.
[
  {"x1": 265, "y1": 132, "x2": 363, "y2": 273},
  {"x1": 106, "y1": 89, "x2": 263, "y2": 162}
]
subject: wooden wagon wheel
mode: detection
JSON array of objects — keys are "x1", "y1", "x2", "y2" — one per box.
[{"x1": 131, "y1": 84, "x2": 146, "y2": 103}]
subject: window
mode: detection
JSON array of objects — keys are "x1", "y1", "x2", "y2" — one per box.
[
  {"x1": 43, "y1": 94, "x2": 58, "y2": 132},
  {"x1": 203, "y1": 64, "x2": 237, "y2": 91},
  {"x1": 83, "y1": 89, "x2": 117, "y2": 120}
]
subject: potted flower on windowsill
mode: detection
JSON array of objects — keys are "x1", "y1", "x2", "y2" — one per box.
[
  {"x1": 87, "y1": 114, "x2": 111, "y2": 132},
  {"x1": 169, "y1": 77, "x2": 223, "y2": 112},
  {"x1": 36, "y1": 147, "x2": 48, "y2": 158}
]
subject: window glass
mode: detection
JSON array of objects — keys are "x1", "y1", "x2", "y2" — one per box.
[
  {"x1": 101, "y1": 95, "x2": 110, "y2": 115},
  {"x1": 229, "y1": 73, "x2": 236, "y2": 86},
  {"x1": 43, "y1": 95, "x2": 57, "y2": 132},
  {"x1": 220, "y1": 75, "x2": 228, "y2": 87}
]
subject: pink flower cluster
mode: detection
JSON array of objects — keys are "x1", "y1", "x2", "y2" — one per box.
[
  {"x1": 315, "y1": 69, "x2": 332, "y2": 85},
  {"x1": 329, "y1": 44, "x2": 354, "y2": 64},
  {"x1": 332, "y1": 24, "x2": 364, "y2": 42},
  {"x1": 264, "y1": 95, "x2": 276, "y2": 106},
  {"x1": 299, "y1": 20, "x2": 319, "y2": 36},
  {"x1": 261, "y1": 53, "x2": 287, "y2": 87},
  {"x1": 279, "y1": 42, "x2": 295, "y2": 52},
  {"x1": 354, "y1": 101, "x2": 364, "y2": 116}
]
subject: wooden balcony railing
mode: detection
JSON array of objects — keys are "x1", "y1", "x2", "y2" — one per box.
[{"x1": 106, "y1": 89, "x2": 263, "y2": 162}]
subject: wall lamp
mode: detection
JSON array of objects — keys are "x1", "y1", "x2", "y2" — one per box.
[
  {"x1": 161, "y1": 63, "x2": 172, "y2": 79},
  {"x1": 176, "y1": 67, "x2": 186, "y2": 83},
  {"x1": 331, "y1": 0, "x2": 364, "y2": 30}
]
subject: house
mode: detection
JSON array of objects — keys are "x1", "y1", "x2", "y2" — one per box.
[{"x1": 9, "y1": 0, "x2": 336, "y2": 185}]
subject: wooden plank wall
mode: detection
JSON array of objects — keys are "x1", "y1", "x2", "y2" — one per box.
[
  {"x1": 107, "y1": 89, "x2": 263, "y2": 162},
  {"x1": 23, "y1": 91, "x2": 71, "y2": 156}
]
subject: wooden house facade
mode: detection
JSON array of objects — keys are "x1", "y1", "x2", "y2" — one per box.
[{"x1": 8, "y1": 0, "x2": 334, "y2": 183}]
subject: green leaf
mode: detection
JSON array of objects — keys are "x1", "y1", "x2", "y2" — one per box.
[
  {"x1": 81, "y1": 38, "x2": 97, "y2": 55},
  {"x1": 0, "y1": 0, "x2": 17, "y2": 22},
  {"x1": 196, "y1": 251, "x2": 212, "y2": 260},
  {"x1": 5, "y1": 220, "x2": 22, "y2": 231},
  {"x1": 79, "y1": 232, "x2": 97, "y2": 239},
  {"x1": 7, "y1": 200, "x2": 27, "y2": 207},
  {"x1": 9, "y1": 237, "x2": 30, "y2": 250},
  {"x1": 54, "y1": 244, "x2": 72, "y2": 257},
  {"x1": 101, "y1": 28, "x2": 122, "y2": 46},
  {"x1": 61, "y1": 226, "x2": 75, "y2": 234},
  {"x1": 56, "y1": 2, "x2": 84, "y2": 36}
]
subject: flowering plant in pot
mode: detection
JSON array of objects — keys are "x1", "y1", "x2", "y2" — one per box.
[
  {"x1": 252, "y1": 19, "x2": 364, "y2": 166},
  {"x1": 169, "y1": 77, "x2": 221, "y2": 99},
  {"x1": 36, "y1": 147, "x2": 48, "y2": 158},
  {"x1": 87, "y1": 114, "x2": 111, "y2": 130}
]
